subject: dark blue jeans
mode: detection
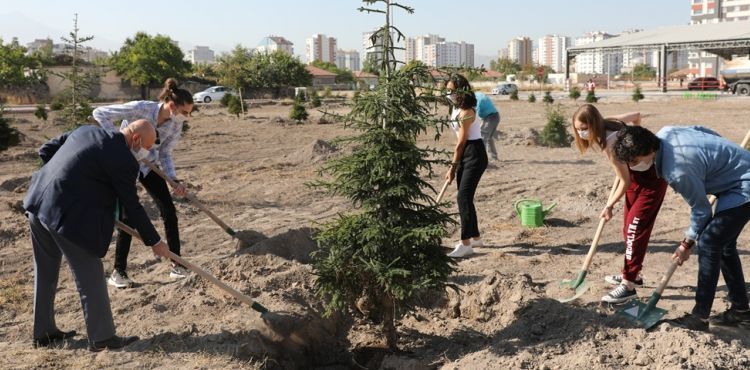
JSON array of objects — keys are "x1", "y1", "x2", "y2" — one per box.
[{"x1": 692, "y1": 201, "x2": 750, "y2": 319}]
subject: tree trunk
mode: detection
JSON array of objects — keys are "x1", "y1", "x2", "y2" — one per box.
[
  {"x1": 381, "y1": 295, "x2": 398, "y2": 351},
  {"x1": 140, "y1": 84, "x2": 147, "y2": 100},
  {"x1": 239, "y1": 87, "x2": 245, "y2": 115}
]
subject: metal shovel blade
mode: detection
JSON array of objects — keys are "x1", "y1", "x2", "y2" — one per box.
[
  {"x1": 616, "y1": 293, "x2": 667, "y2": 329},
  {"x1": 556, "y1": 270, "x2": 589, "y2": 303},
  {"x1": 557, "y1": 282, "x2": 589, "y2": 303}
]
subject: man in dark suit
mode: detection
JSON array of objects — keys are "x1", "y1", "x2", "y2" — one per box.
[{"x1": 24, "y1": 119, "x2": 170, "y2": 351}]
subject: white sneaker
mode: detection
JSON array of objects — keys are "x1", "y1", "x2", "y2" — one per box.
[
  {"x1": 108, "y1": 270, "x2": 133, "y2": 288},
  {"x1": 169, "y1": 265, "x2": 189, "y2": 279},
  {"x1": 447, "y1": 242, "x2": 474, "y2": 258},
  {"x1": 604, "y1": 274, "x2": 644, "y2": 286},
  {"x1": 471, "y1": 238, "x2": 484, "y2": 247}
]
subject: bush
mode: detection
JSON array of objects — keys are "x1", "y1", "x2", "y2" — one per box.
[
  {"x1": 289, "y1": 98, "x2": 308, "y2": 123},
  {"x1": 509, "y1": 89, "x2": 519, "y2": 101},
  {"x1": 585, "y1": 90, "x2": 598, "y2": 103},
  {"x1": 352, "y1": 90, "x2": 361, "y2": 102},
  {"x1": 528, "y1": 93, "x2": 536, "y2": 103},
  {"x1": 227, "y1": 95, "x2": 245, "y2": 117},
  {"x1": 632, "y1": 84, "x2": 644, "y2": 102},
  {"x1": 541, "y1": 104, "x2": 572, "y2": 148},
  {"x1": 220, "y1": 93, "x2": 233, "y2": 107},
  {"x1": 310, "y1": 90, "x2": 321, "y2": 108},
  {"x1": 34, "y1": 104, "x2": 48, "y2": 122},
  {"x1": 50, "y1": 100, "x2": 64, "y2": 111},
  {"x1": 543, "y1": 91, "x2": 554, "y2": 104},
  {"x1": 569, "y1": 86, "x2": 581, "y2": 101},
  {"x1": 0, "y1": 107, "x2": 21, "y2": 152},
  {"x1": 322, "y1": 86, "x2": 332, "y2": 98}
]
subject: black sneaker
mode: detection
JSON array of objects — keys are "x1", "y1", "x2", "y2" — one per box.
[
  {"x1": 604, "y1": 274, "x2": 644, "y2": 286},
  {"x1": 710, "y1": 308, "x2": 750, "y2": 328},
  {"x1": 32, "y1": 329, "x2": 77, "y2": 348},
  {"x1": 601, "y1": 284, "x2": 637, "y2": 303},
  {"x1": 89, "y1": 335, "x2": 139, "y2": 352},
  {"x1": 668, "y1": 313, "x2": 709, "y2": 332}
]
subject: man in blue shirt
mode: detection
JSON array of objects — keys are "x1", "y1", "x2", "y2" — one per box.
[
  {"x1": 613, "y1": 125, "x2": 750, "y2": 331},
  {"x1": 474, "y1": 92, "x2": 500, "y2": 161}
]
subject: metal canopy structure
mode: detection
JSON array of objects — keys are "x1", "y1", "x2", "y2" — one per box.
[{"x1": 565, "y1": 20, "x2": 750, "y2": 92}]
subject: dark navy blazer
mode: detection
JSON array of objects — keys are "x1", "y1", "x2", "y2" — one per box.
[{"x1": 24, "y1": 125, "x2": 160, "y2": 257}]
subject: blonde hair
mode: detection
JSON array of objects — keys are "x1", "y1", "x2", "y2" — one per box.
[{"x1": 572, "y1": 104, "x2": 625, "y2": 154}]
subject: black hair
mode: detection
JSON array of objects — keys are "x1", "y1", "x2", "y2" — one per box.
[
  {"x1": 158, "y1": 78, "x2": 194, "y2": 106},
  {"x1": 613, "y1": 126, "x2": 661, "y2": 163},
  {"x1": 447, "y1": 74, "x2": 477, "y2": 110}
]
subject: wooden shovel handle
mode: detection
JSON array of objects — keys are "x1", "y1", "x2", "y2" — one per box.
[
  {"x1": 114, "y1": 221, "x2": 267, "y2": 313},
  {"x1": 435, "y1": 180, "x2": 450, "y2": 204},
  {"x1": 142, "y1": 161, "x2": 236, "y2": 236},
  {"x1": 581, "y1": 176, "x2": 620, "y2": 271},
  {"x1": 741, "y1": 128, "x2": 750, "y2": 149}
]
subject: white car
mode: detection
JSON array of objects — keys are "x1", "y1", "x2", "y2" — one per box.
[
  {"x1": 193, "y1": 86, "x2": 235, "y2": 103},
  {"x1": 491, "y1": 83, "x2": 518, "y2": 95}
]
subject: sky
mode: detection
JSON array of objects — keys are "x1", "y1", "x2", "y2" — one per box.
[{"x1": 0, "y1": 0, "x2": 688, "y2": 63}]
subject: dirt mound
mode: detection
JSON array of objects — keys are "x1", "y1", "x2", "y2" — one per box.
[
  {"x1": 448, "y1": 272, "x2": 544, "y2": 326},
  {"x1": 282, "y1": 139, "x2": 337, "y2": 165},
  {"x1": 500, "y1": 128, "x2": 541, "y2": 146},
  {"x1": 236, "y1": 227, "x2": 316, "y2": 264}
]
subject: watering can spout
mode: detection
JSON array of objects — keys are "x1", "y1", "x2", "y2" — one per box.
[{"x1": 543, "y1": 202, "x2": 556, "y2": 215}]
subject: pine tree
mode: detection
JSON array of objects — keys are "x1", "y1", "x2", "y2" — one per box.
[
  {"x1": 310, "y1": 89, "x2": 322, "y2": 108},
  {"x1": 585, "y1": 90, "x2": 598, "y2": 103},
  {"x1": 289, "y1": 97, "x2": 308, "y2": 123},
  {"x1": 54, "y1": 14, "x2": 96, "y2": 129},
  {"x1": 0, "y1": 106, "x2": 21, "y2": 151},
  {"x1": 509, "y1": 88, "x2": 519, "y2": 101},
  {"x1": 569, "y1": 86, "x2": 581, "y2": 101},
  {"x1": 312, "y1": 0, "x2": 454, "y2": 351},
  {"x1": 540, "y1": 104, "x2": 572, "y2": 147},
  {"x1": 632, "y1": 84, "x2": 644, "y2": 102},
  {"x1": 543, "y1": 90, "x2": 554, "y2": 104}
]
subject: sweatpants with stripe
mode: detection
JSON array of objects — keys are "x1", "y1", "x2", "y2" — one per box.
[{"x1": 621, "y1": 165, "x2": 668, "y2": 283}]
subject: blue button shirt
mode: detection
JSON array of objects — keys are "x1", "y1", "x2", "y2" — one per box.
[
  {"x1": 655, "y1": 126, "x2": 750, "y2": 240},
  {"x1": 474, "y1": 92, "x2": 498, "y2": 119}
]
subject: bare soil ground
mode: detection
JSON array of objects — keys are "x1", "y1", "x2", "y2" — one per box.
[{"x1": 1, "y1": 96, "x2": 749, "y2": 369}]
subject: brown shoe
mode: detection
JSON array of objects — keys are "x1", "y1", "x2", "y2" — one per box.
[{"x1": 89, "y1": 335, "x2": 139, "y2": 352}]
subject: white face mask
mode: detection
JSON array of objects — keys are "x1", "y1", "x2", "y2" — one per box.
[
  {"x1": 130, "y1": 138, "x2": 150, "y2": 162},
  {"x1": 630, "y1": 158, "x2": 653, "y2": 172},
  {"x1": 577, "y1": 129, "x2": 590, "y2": 140},
  {"x1": 171, "y1": 112, "x2": 187, "y2": 125}
]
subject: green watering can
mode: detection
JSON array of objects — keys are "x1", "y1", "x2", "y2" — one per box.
[{"x1": 514, "y1": 199, "x2": 556, "y2": 227}]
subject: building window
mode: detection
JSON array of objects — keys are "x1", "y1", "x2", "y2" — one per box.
[
  {"x1": 693, "y1": 9, "x2": 703, "y2": 15},
  {"x1": 708, "y1": 8, "x2": 715, "y2": 13},
  {"x1": 741, "y1": 5, "x2": 750, "y2": 11}
]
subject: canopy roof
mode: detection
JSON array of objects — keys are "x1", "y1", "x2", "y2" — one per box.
[{"x1": 568, "y1": 21, "x2": 750, "y2": 59}]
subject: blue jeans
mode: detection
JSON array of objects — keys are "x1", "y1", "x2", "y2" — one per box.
[{"x1": 692, "y1": 201, "x2": 750, "y2": 319}]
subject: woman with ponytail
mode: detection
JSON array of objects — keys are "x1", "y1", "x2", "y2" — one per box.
[{"x1": 93, "y1": 78, "x2": 194, "y2": 287}]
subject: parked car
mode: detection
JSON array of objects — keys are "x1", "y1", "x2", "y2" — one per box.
[
  {"x1": 193, "y1": 86, "x2": 235, "y2": 103},
  {"x1": 687, "y1": 77, "x2": 721, "y2": 91},
  {"x1": 491, "y1": 83, "x2": 518, "y2": 95}
]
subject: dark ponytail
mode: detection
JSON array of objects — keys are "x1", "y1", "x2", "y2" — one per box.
[
  {"x1": 158, "y1": 78, "x2": 194, "y2": 106},
  {"x1": 447, "y1": 74, "x2": 477, "y2": 110}
]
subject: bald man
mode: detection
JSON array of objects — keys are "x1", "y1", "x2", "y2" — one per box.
[{"x1": 24, "y1": 120, "x2": 169, "y2": 351}]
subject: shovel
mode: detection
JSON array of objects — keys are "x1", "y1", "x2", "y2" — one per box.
[
  {"x1": 617, "y1": 127, "x2": 750, "y2": 327},
  {"x1": 617, "y1": 259, "x2": 678, "y2": 329},
  {"x1": 435, "y1": 179, "x2": 450, "y2": 203},
  {"x1": 557, "y1": 176, "x2": 620, "y2": 303},
  {"x1": 141, "y1": 161, "x2": 239, "y2": 238},
  {"x1": 115, "y1": 220, "x2": 269, "y2": 314}
]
